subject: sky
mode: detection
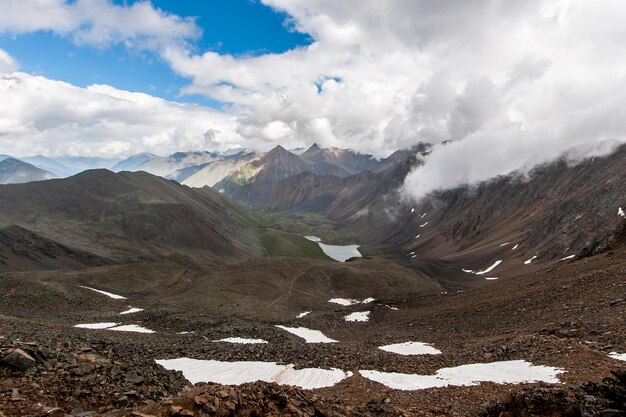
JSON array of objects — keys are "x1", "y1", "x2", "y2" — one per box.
[{"x1": 0, "y1": 0, "x2": 624, "y2": 201}]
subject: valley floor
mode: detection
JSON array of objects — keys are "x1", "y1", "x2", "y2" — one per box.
[{"x1": 1, "y1": 247, "x2": 625, "y2": 416}]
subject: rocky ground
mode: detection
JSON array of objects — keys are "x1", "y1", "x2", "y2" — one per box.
[{"x1": 1, "y1": 245, "x2": 625, "y2": 416}]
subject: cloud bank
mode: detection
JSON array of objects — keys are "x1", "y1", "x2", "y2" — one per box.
[
  {"x1": 162, "y1": 0, "x2": 626, "y2": 200},
  {"x1": 0, "y1": 0, "x2": 625, "y2": 199},
  {"x1": 0, "y1": 0, "x2": 200, "y2": 51},
  {"x1": 0, "y1": 72, "x2": 242, "y2": 157}
]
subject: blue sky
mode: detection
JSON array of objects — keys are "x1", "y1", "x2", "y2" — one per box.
[{"x1": 0, "y1": 0, "x2": 310, "y2": 107}]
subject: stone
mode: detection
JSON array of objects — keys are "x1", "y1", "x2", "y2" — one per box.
[
  {"x1": 46, "y1": 408, "x2": 65, "y2": 417},
  {"x1": 1, "y1": 348, "x2": 37, "y2": 371}
]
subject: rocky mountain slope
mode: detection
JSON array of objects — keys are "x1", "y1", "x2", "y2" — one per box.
[
  {"x1": 0, "y1": 169, "x2": 262, "y2": 265},
  {"x1": 223, "y1": 144, "x2": 423, "y2": 204},
  {"x1": 0, "y1": 158, "x2": 57, "y2": 184},
  {"x1": 344, "y1": 145, "x2": 626, "y2": 281}
]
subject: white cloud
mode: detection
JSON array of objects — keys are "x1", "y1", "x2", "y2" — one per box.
[
  {"x1": 0, "y1": 72, "x2": 244, "y2": 157},
  {"x1": 0, "y1": 49, "x2": 18, "y2": 73},
  {"x1": 0, "y1": 0, "x2": 200, "y2": 51},
  {"x1": 161, "y1": 0, "x2": 626, "y2": 197},
  {"x1": 0, "y1": 0, "x2": 625, "y2": 200}
]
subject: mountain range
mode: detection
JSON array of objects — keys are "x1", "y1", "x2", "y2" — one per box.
[{"x1": 1, "y1": 140, "x2": 625, "y2": 417}]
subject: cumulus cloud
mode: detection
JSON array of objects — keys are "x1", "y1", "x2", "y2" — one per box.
[
  {"x1": 1, "y1": 0, "x2": 625, "y2": 199},
  {"x1": 0, "y1": 48, "x2": 18, "y2": 73},
  {"x1": 0, "y1": 72, "x2": 244, "y2": 157},
  {"x1": 0, "y1": 0, "x2": 200, "y2": 51},
  {"x1": 161, "y1": 0, "x2": 626, "y2": 199}
]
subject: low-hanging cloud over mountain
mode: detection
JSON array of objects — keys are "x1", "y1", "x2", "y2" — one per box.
[
  {"x1": 0, "y1": 0, "x2": 624, "y2": 199},
  {"x1": 163, "y1": 0, "x2": 626, "y2": 200},
  {"x1": 0, "y1": 71, "x2": 243, "y2": 157}
]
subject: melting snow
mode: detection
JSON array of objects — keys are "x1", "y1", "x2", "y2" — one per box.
[
  {"x1": 560, "y1": 255, "x2": 576, "y2": 261},
  {"x1": 296, "y1": 311, "x2": 311, "y2": 318},
  {"x1": 360, "y1": 360, "x2": 563, "y2": 391},
  {"x1": 379, "y1": 342, "x2": 442, "y2": 356},
  {"x1": 275, "y1": 325, "x2": 337, "y2": 343},
  {"x1": 329, "y1": 298, "x2": 359, "y2": 306},
  {"x1": 155, "y1": 358, "x2": 352, "y2": 389},
  {"x1": 345, "y1": 311, "x2": 370, "y2": 322},
  {"x1": 108, "y1": 324, "x2": 155, "y2": 334},
  {"x1": 120, "y1": 307, "x2": 143, "y2": 315},
  {"x1": 79, "y1": 285, "x2": 126, "y2": 300},
  {"x1": 420, "y1": 222, "x2": 429, "y2": 227},
  {"x1": 329, "y1": 297, "x2": 373, "y2": 306},
  {"x1": 618, "y1": 207, "x2": 625, "y2": 217},
  {"x1": 75, "y1": 322, "x2": 118, "y2": 329},
  {"x1": 214, "y1": 337, "x2": 268, "y2": 344},
  {"x1": 609, "y1": 352, "x2": 626, "y2": 362},
  {"x1": 475, "y1": 260, "x2": 502, "y2": 275},
  {"x1": 524, "y1": 256, "x2": 538, "y2": 265}
]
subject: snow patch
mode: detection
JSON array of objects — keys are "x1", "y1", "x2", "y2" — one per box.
[
  {"x1": 499, "y1": 242, "x2": 510, "y2": 247},
  {"x1": 415, "y1": 234, "x2": 421, "y2": 239},
  {"x1": 475, "y1": 260, "x2": 502, "y2": 275},
  {"x1": 420, "y1": 222, "x2": 429, "y2": 227},
  {"x1": 329, "y1": 297, "x2": 373, "y2": 306},
  {"x1": 485, "y1": 277, "x2": 499, "y2": 281},
  {"x1": 296, "y1": 311, "x2": 311, "y2": 318},
  {"x1": 214, "y1": 337, "x2": 268, "y2": 344},
  {"x1": 275, "y1": 325, "x2": 337, "y2": 343},
  {"x1": 79, "y1": 285, "x2": 126, "y2": 300},
  {"x1": 74, "y1": 322, "x2": 118, "y2": 329},
  {"x1": 411, "y1": 208, "x2": 415, "y2": 213},
  {"x1": 379, "y1": 342, "x2": 442, "y2": 356},
  {"x1": 512, "y1": 244, "x2": 519, "y2": 250},
  {"x1": 385, "y1": 305, "x2": 399, "y2": 311},
  {"x1": 155, "y1": 358, "x2": 352, "y2": 389},
  {"x1": 421, "y1": 213, "x2": 427, "y2": 218},
  {"x1": 524, "y1": 256, "x2": 538, "y2": 265},
  {"x1": 360, "y1": 360, "x2": 563, "y2": 390},
  {"x1": 304, "y1": 235, "x2": 321, "y2": 242},
  {"x1": 120, "y1": 307, "x2": 143, "y2": 315},
  {"x1": 329, "y1": 298, "x2": 359, "y2": 306},
  {"x1": 609, "y1": 352, "x2": 626, "y2": 362},
  {"x1": 108, "y1": 324, "x2": 155, "y2": 334},
  {"x1": 560, "y1": 255, "x2": 576, "y2": 261},
  {"x1": 345, "y1": 311, "x2": 370, "y2": 322},
  {"x1": 618, "y1": 207, "x2": 625, "y2": 217}
]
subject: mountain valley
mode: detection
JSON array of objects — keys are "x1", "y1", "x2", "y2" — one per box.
[{"x1": 0, "y1": 142, "x2": 624, "y2": 417}]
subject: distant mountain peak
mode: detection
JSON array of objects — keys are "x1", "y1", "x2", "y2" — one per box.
[
  {"x1": 306, "y1": 143, "x2": 322, "y2": 153},
  {"x1": 0, "y1": 157, "x2": 57, "y2": 184},
  {"x1": 270, "y1": 144, "x2": 287, "y2": 152}
]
